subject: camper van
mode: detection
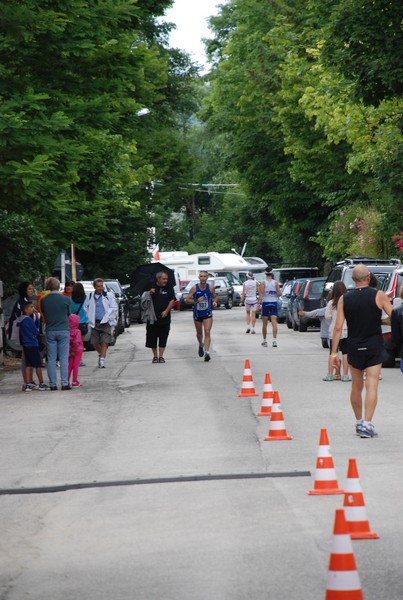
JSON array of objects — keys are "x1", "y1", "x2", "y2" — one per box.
[
  {"x1": 155, "y1": 252, "x2": 268, "y2": 304},
  {"x1": 156, "y1": 252, "x2": 256, "y2": 280}
]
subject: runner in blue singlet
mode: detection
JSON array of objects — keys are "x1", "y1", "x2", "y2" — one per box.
[
  {"x1": 185, "y1": 271, "x2": 217, "y2": 362},
  {"x1": 258, "y1": 267, "x2": 281, "y2": 348}
]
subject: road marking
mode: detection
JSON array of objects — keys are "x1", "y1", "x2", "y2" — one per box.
[{"x1": 0, "y1": 470, "x2": 311, "y2": 495}]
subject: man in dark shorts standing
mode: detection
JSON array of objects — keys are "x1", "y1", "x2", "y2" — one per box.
[
  {"x1": 185, "y1": 271, "x2": 217, "y2": 362},
  {"x1": 331, "y1": 264, "x2": 392, "y2": 438},
  {"x1": 146, "y1": 271, "x2": 177, "y2": 363}
]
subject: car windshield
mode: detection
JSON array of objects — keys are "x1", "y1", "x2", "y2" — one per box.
[{"x1": 106, "y1": 281, "x2": 121, "y2": 294}]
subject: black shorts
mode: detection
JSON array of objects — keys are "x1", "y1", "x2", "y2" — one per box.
[
  {"x1": 146, "y1": 323, "x2": 170, "y2": 348},
  {"x1": 194, "y1": 315, "x2": 212, "y2": 322},
  {"x1": 347, "y1": 335, "x2": 386, "y2": 371},
  {"x1": 329, "y1": 338, "x2": 348, "y2": 355},
  {"x1": 23, "y1": 346, "x2": 42, "y2": 368}
]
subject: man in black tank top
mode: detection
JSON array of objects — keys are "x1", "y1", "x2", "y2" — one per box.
[{"x1": 331, "y1": 264, "x2": 392, "y2": 438}]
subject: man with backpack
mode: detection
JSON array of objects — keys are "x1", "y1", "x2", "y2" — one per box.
[{"x1": 85, "y1": 278, "x2": 118, "y2": 368}]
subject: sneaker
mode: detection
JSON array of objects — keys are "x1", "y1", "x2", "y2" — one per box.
[
  {"x1": 22, "y1": 384, "x2": 33, "y2": 392},
  {"x1": 355, "y1": 423, "x2": 365, "y2": 436},
  {"x1": 99, "y1": 358, "x2": 105, "y2": 368},
  {"x1": 198, "y1": 344, "x2": 204, "y2": 357},
  {"x1": 359, "y1": 424, "x2": 378, "y2": 438},
  {"x1": 272, "y1": 340, "x2": 277, "y2": 347},
  {"x1": 50, "y1": 386, "x2": 58, "y2": 391},
  {"x1": 246, "y1": 328, "x2": 250, "y2": 334},
  {"x1": 204, "y1": 352, "x2": 211, "y2": 362},
  {"x1": 333, "y1": 374, "x2": 341, "y2": 380},
  {"x1": 38, "y1": 383, "x2": 49, "y2": 391},
  {"x1": 261, "y1": 341, "x2": 268, "y2": 347},
  {"x1": 79, "y1": 361, "x2": 86, "y2": 367},
  {"x1": 72, "y1": 381, "x2": 82, "y2": 387},
  {"x1": 322, "y1": 374, "x2": 333, "y2": 381},
  {"x1": 61, "y1": 385, "x2": 72, "y2": 391},
  {"x1": 251, "y1": 329, "x2": 256, "y2": 334},
  {"x1": 341, "y1": 375, "x2": 352, "y2": 382}
]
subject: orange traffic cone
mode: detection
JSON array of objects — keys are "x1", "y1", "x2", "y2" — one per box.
[
  {"x1": 343, "y1": 458, "x2": 379, "y2": 540},
  {"x1": 257, "y1": 373, "x2": 274, "y2": 416},
  {"x1": 325, "y1": 508, "x2": 363, "y2": 599},
  {"x1": 263, "y1": 391, "x2": 293, "y2": 440},
  {"x1": 238, "y1": 359, "x2": 259, "y2": 397},
  {"x1": 307, "y1": 429, "x2": 344, "y2": 495}
]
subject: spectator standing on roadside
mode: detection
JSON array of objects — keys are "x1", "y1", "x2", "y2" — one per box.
[
  {"x1": 258, "y1": 267, "x2": 281, "y2": 347},
  {"x1": 70, "y1": 282, "x2": 89, "y2": 366},
  {"x1": 68, "y1": 314, "x2": 84, "y2": 387},
  {"x1": 331, "y1": 264, "x2": 392, "y2": 438},
  {"x1": 324, "y1": 281, "x2": 349, "y2": 381},
  {"x1": 8, "y1": 281, "x2": 42, "y2": 390},
  {"x1": 144, "y1": 271, "x2": 176, "y2": 363},
  {"x1": 240, "y1": 272, "x2": 259, "y2": 334},
  {"x1": 391, "y1": 284, "x2": 403, "y2": 374},
  {"x1": 186, "y1": 271, "x2": 218, "y2": 362},
  {"x1": 40, "y1": 277, "x2": 71, "y2": 391},
  {"x1": 61, "y1": 280, "x2": 75, "y2": 298},
  {"x1": 85, "y1": 278, "x2": 118, "y2": 368},
  {"x1": 18, "y1": 301, "x2": 49, "y2": 392}
]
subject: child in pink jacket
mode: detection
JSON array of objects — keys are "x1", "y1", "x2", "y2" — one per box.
[{"x1": 68, "y1": 314, "x2": 84, "y2": 387}]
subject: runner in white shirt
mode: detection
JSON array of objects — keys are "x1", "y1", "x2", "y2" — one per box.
[{"x1": 240, "y1": 272, "x2": 259, "y2": 334}]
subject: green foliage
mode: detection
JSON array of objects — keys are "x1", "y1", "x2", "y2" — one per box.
[
  {"x1": 198, "y1": 0, "x2": 402, "y2": 265},
  {"x1": 0, "y1": 212, "x2": 54, "y2": 296}
]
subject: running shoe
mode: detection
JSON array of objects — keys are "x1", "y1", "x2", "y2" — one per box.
[
  {"x1": 359, "y1": 424, "x2": 378, "y2": 438},
  {"x1": 251, "y1": 329, "x2": 256, "y2": 334},
  {"x1": 355, "y1": 423, "x2": 365, "y2": 436},
  {"x1": 341, "y1": 375, "x2": 352, "y2": 382},
  {"x1": 322, "y1": 375, "x2": 333, "y2": 381},
  {"x1": 99, "y1": 358, "x2": 105, "y2": 368},
  {"x1": 246, "y1": 328, "x2": 250, "y2": 334},
  {"x1": 333, "y1": 374, "x2": 341, "y2": 380},
  {"x1": 38, "y1": 383, "x2": 49, "y2": 391},
  {"x1": 204, "y1": 352, "x2": 211, "y2": 362},
  {"x1": 261, "y1": 341, "x2": 268, "y2": 347},
  {"x1": 272, "y1": 340, "x2": 277, "y2": 347},
  {"x1": 198, "y1": 344, "x2": 204, "y2": 357},
  {"x1": 22, "y1": 384, "x2": 33, "y2": 392}
]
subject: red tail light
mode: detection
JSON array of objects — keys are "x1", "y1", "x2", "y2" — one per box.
[
  {"x1": 386, "y1": 275, "x2": 397, "y2": 299},
  {"x1": 303, "y1": 282, "x2": 310, "y2": 300}
]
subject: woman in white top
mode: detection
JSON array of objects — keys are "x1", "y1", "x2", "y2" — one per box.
[
  {"x1": 240, "y1": 272, "x2": 259, "y2": 333},
  {"x1": 324, "y1": 281, "x2": 349, "y2": 381}
]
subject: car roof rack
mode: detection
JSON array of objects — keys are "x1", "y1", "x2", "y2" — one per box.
[{"x1": 337, "y1": 257, "x2": 401, "y2": 266}]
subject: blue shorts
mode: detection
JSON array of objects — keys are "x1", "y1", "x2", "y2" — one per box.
[
  {"x1": 23, "y1": 346, "x2": 42, "y2": 368},
  {"x1": 261, "y1": 302, "x2": 278, "y2": 318}
]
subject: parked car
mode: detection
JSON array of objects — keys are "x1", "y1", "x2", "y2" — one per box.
[
  {"x1": 121, "y1": 284, "x2": 142, "y2": 324},
  {"x1": 272, "y1": 267, "x2": 319, "y2": 288},
  {"x1": 285, "y1": 279, "x2": 307, "y2": 330},
  {"x1": 277, "y1": 281, "x2": 292, "y2": 324},
  {"x1": 380, "y1": 266, "x2": 403, "y2": 367},
  {"x1": 321, "y1": 257, "x2": 400, "y2": 303},
  {"x1": 180, "y1": 277, "x2": 234, "y2": 310},
  {"x1": 103, "y1": 279, "x2": 130, "y2": 331},
  {"x1": 292, "y1": 277, "x2": 326, "y2": 332}
]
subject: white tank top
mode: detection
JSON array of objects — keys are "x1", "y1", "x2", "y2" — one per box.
[
  {"x1": 262, "y1": 279, "x2": 278, "y2": 303},
  {"x1": 244, "y1": 279, "x2": 257, "y2": 303}
]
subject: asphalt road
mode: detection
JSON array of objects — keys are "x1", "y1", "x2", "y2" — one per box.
[{"x1": 1, "y1": 308, "x2": 402, "y2": 600}]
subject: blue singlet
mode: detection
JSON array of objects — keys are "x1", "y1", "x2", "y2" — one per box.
[{"x1": 193, "y1": 284, "x2": 212, "y2": 319}]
